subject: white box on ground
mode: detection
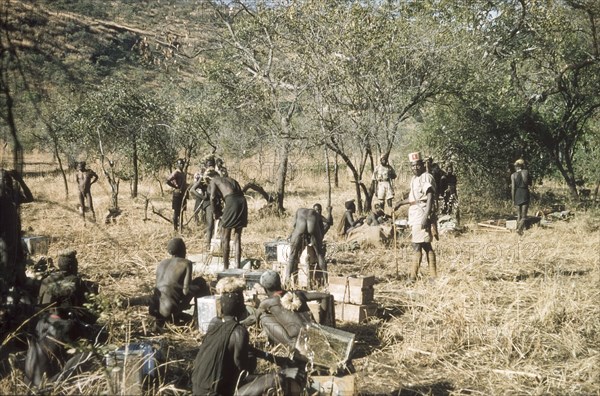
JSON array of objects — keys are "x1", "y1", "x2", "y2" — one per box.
[
  {"x1": 22, "y1": 236, "x2": 49, "y2": 256},
  {"x1": 277, "y1": 241, "x2": 291, "y2": 263},
  {"x1": 196, "y1": 295, "x2": 220, "y2": 334}
]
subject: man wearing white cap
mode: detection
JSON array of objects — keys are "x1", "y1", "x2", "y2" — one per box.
[
  {"x1": 372, "y1": 153, "x2": 397, "y2": 210},
  {"x1": 394, "y1": 152, "x2": 437, "y2": 283}
]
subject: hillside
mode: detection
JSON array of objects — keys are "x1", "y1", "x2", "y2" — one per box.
[{"x1": 4, "y1": 0, "x2": 218, "y2": 90}]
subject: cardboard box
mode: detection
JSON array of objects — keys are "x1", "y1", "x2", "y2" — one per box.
[
  {"x1": 309, "y1": 375, "x2": 356, "y2": 396},
  {"x1": 329, "y1": 275, "x2": 375, "y2": 305},
  {"x1": 334, "y1": 302, "x2": 378, "y2": 323},
  {"x1": 22, "y1": 236, "x2": 49, "y2": 256},
  {"x1": 277, "y1": 241, "x2": 291, "y2": 263},
  {"x1": 196, "y1": 295, "x2": 220, "y2": 334},
  {"x1": 506, "y1": 220, "x2": 517, "y2": 230},
  {"x1": 295, "y1": 323, "x2": 354, "y2": 370},
  {"x1": 264, "y1": 240, "x2": 288, "y2": 261},
  {"x1": 209, "y1": 238, "x2": 235, "y2": 257}
]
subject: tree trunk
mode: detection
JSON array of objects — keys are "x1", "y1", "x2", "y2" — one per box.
[
  {"x1": 334, "y1": 153, "x2": 339, "y2": 188},
  {"x1": 1, "y1": 67, "x2": 22, "y2": 174},
  {"x1": 132, "y1": 136, "x2": 138, "y2": 198},
  {"x1": 327, "y1": 141, "x2": 364, "y2": 212},
  {"x1": 554, "y1": 153, "x2": 579, "y2": 201},
  {"x1": 50, "y1": 130, "x2": 69, "y2": 198},
  {"x1": 275, "y1": 142, "x2": 289, "y2": 213}
]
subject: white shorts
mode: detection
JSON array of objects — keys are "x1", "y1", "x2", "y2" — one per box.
[{"x1": 377, "y1": 181, "x2": 394, "y2": 201}]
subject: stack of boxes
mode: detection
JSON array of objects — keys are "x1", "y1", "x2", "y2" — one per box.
[{"x1": 328, "y1": 275, "x2": 377, "y2": 322}]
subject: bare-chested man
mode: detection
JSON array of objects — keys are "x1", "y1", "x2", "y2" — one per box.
[
  {"x1": 208, "y1": 175, "x2": 248, "y2": 269},
  {"x1": 243, "y1": 270, "x2": 330, "y2": 351},
  {"x1": 123, "y1": 238, "x2": 209, "y2": 331},
  {"x1": 189, "y1": 158, "x2": 220, "y2": 249},
  {"x1": 286, "y1": 203, "x2": 333, "y2": 284},
  {"x1": 76, "y1": 161, "x2": 98, "y2": 222},
  {"x1": 166, "y1": 158, "x2": 187, "y2": 231}
]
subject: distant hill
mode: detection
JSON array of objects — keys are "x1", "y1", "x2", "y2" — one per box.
[{"x1": 4, "y1": 0, "x2": 220, "y2": 89}]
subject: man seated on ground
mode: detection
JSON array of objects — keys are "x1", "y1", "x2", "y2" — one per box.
[
  {"x1": 26, "y1": 250, "x2": 104, "y2": 387},
  {"x1": 37, "y1": 250, "x2": 98, "y2": 324},
  {"x1": 24, "y1": 310, "x2": 93, "y2": 387},
  {"x1": 286, "y1": 203, "x2": 333, "y2": 285},
  {"x1": 123, "y1": 238, "x2": 210, "y2": 331},
  {"x1": 337, "y1": 199, "x2": 364, "y2": 238},
  {"x1": 192, "y1": 277, "x2": 304, "y2": 396},
  {"x1": 242, "y1": 270, "x2": 330, "y2": 351},
  {"x1": 366, "y1": 202, "x2": 391, "y2": 226}
]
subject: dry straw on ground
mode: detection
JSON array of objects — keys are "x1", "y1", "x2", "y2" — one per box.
[{"x1": 2, "y1": 155, "x2": 599, "y2": 395}]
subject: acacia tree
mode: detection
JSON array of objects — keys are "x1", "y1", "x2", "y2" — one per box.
[
  {"x1": 202, "y1": 1, "x2": 309, "y2": 213},
  {"x1": 288, "y1": 1, "x2": 449, "y2": 211},
  {"x1": 423, "y1": 0, "x2": 600, "y2": 200},
  {"x1": 58, "y1": 82, "x2": 174, "y2": 202}
]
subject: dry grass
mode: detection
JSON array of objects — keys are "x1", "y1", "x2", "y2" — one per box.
[{"x1": 1, "y1": 154, "x2": 599, "y2": 395}]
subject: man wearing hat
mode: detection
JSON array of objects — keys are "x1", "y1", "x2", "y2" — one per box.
[
  {"x1": 511, "y1": 158, "x2": 531, "y2": 234},
  {"x1": 372, "y1": 153, "x2": 397, "y2": 211},
  {"x1": 166, "y1": 158, "x2": 188, "y2": 231},
  {"x1": 395, "y1": 152, "x2": 438, "y2": 283}
]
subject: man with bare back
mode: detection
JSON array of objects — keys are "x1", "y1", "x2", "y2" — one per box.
[
  {"x1": 208, "y1": 175, "x2": 248, "y2": 269},
  {"x1": 76, "y1": 161, "x2": 98, "y2": 222},
  {"x1": 286, "y1": 203, "x2": 333, "y2": 284}
]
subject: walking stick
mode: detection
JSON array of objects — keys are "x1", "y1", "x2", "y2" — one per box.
[
  {"x1": 322, "y1": 146, "x2": 332, "y2": 286},
  {"x1": 325, "y1": 146, "x2": 332, "y2": 209},
  {"x1": 392, "y1": 201, "x2": 398, "y2": 278}
]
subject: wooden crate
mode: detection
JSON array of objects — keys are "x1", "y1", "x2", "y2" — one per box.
[
  {"x1": 334, "y1": 302, "x2": 378, "y2": 323},
  {"x1": 309, "y1": 375, "x2": 356, "y2": 396},
  {"x1": 328, "y1": 275, "x2": 375, "y2": 305}
]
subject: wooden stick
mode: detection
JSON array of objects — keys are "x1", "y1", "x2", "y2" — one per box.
[{"x1": 477, "y1": 222, "x2": 510, "y2": 232}]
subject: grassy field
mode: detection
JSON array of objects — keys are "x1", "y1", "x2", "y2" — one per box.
[{"x1": 1, "y1": 154, "x2": 599, "y2": 395}]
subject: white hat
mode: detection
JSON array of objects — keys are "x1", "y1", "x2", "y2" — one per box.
[{"x1": 408, "y1": 152, "x2": 423, "y2": 163}]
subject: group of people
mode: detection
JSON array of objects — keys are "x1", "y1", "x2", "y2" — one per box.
[
  {"x1": 125, "y1": 237, "x2": 326, "y2": 394},
  {"x1": 0, "y1": 148, "x2": 537, "y2": 394},
  {"x1": 167, "y1": 156, "x2": 248, "y2": 269}
]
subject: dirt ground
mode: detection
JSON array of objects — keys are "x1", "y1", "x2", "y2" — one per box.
[{"x1": 2, "y1": 160, "x2": 599, "y2": 395}]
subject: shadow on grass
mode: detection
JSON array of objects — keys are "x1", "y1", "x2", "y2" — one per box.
[
  {"x1": 361, "y1": 380, "x2": 455, "y2": 396},
  {"x1": 486, "y1": 268, "x2": 591, "y2": 282}
]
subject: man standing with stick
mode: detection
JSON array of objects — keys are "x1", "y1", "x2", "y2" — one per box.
[
  {"x1": 394, "y1": 152, "x2": 438, "y2": 283},
  {"x1": 166, "y1": 158, "x2": 187, "y2": 231}
]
